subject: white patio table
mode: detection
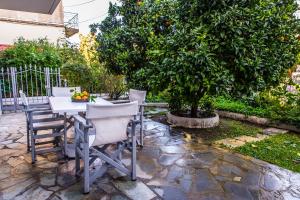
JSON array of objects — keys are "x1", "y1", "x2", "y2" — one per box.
[
  {"x1": 49, "y1": 96, "x2": 113, "y2": 157},
  {"x1": 49, "y1": 96, "x2": 112, "y2": 114}
]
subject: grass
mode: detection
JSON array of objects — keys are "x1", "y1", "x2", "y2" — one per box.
[
  {"x1": 214, "y1": 96, "x2": 269, "y2": 118},
  {"x1": 235, "y1": 133, "x2": 300, "y2": 173},
  {"x1": 175, "y1": 118, "x2": 263, "y2": 143}
]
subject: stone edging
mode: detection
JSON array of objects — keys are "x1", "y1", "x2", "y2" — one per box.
[
  {"x1": 217, "y1": 110, "x2": 300, "y2": 133},
  {"x1": 167, "y1": 112, "x2": 219, "y2": 129}
]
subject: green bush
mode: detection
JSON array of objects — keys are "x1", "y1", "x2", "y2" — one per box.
[
  {"x1": 215, "y1": 80, "x2": 300, "y2": 125},
  {"x1": 103, "y1": 74, "x2": 127, "y2": 100},
  {"x1": 60, "y1": 62, "x2": 93, "y2": 91},
  {"x1": 256, "y1": 81, "x2": 300, "y2": 125},
  {"x1": 0, "y1": 38, "x2": 62, "y2": 67},
  {"x1": 146, "y1": 90, "x2": 169, "y2": 103}
]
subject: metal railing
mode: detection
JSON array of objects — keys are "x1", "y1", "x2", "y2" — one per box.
[
  {"x1": 64, "y1": 12, "x2": 79, "y2": 37},
  {"x1": 0, "y1": 66, "x2": 65, "y2": 112}
]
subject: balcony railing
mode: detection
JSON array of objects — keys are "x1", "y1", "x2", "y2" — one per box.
[{"x1": 64, "y1": 12, "x2": 79, "y2": 37}]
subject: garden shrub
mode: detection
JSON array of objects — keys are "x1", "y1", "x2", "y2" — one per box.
[
  {"x1": 215, "y1": 79, "x2": 300, "y2": 126},
  {"x1": 58, "y1": 41, "x2": 86, "y2": 67},
  {"x1": 146, "y1": 89, "x2": 169, "y2": 103},
  {"x1": 0, "y1": 36, "x2": 127, "y2": 97},
  {"x1": 0, "y1": 38, "x2": 62, "y2": 67},
  {"x1": 60, "y1": 62, "x2": 93, "y2": 91},
  {"x1": 103, "y1": 74, "x2": 127, "y2": 100},
  {"x1": 255, "y1": 80, "x2": 300, "y2": 125}
]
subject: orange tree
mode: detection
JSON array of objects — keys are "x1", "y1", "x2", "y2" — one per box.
[{"x1": 91, "y1": 0, "x2": 300, "y2": 117}]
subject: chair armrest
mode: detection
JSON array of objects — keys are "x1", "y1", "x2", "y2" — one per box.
[
  {"x1": 32, "y1": 110, "x2": 53, "y2": 116},
  {"x1": 29, "y1": 103, "x2": 50, "y2": 109},
  {"x1": 29, "y1": 102, "x2": 49, "y2": 107},
  {"x1": 110, "y1": 99, "x2": 130, "y2": 104},
  {"x1": 73, "y1": 115, "x2": 93, "y2": 129},
  {"x1": 26, "y1": 107, "x2": 50, "y2": 113},
  {"x1": 32, "y1": 116, "x2": 64, "y2": 123},
  {"x1": 130, "y1": 119, "x2": 140, "y2": 126}
]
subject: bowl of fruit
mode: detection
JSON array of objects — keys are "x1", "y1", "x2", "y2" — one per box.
[{"x1": 71, "y1": 91, "x2": 90, "y2": 102}]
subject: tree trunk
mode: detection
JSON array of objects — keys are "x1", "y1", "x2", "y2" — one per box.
[{"x1": 191, "y1": 103, "x2": 198, "y2": 118}]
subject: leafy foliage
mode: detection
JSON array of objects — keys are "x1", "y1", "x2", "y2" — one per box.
[
  {"x1": 92, "y1": 0, "x2": 300, "y2": 117},
  {"x1": 0, "y1": 38, "x2": 61, "y2": 67},
  {"x1": 215, "y1": 80, "x2": 300, "y2": 125},
  {"x1": 103, "y1": 74, "x2": 127, "y2": 100},
  {"x1": 58, "y1": 41, "x2": 86, "y2": 66},
  {"x1": 178, "y1": 0, "x2": 300, "y2": 95},
  {"x1": 79, "y1": 33, "x2": 100, "y2": 68},
  {"x1": 76, "y1": 33, "x2": 127, "y2": 97},
  {"x1": 60, "y1": 62, "x2": 92, "y2": 91},
  {"x1": 215, "y1": 96, "x2": 270, "y2": 117}
]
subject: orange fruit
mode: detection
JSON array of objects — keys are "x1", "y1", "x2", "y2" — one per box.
[
  {"x1": 82, "y1": 96, "x2": 88, "y2": 100},
  {"x1": 75, "y1": 96, "x2": 82, "y2": 100}
]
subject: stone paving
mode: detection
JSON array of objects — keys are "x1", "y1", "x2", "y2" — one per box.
[{"x1": 0, "y1": 113, "x2": 300, "y2": 200}]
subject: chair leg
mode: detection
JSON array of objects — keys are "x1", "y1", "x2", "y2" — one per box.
[
  {"x1": 31, "y1": 131, "x2": 36, "y2": 164},
  {"x1": 83, "y1": 142, "x2": 90, "y2": 194},
  {"x1": 63, "y1": 113, "x2": 67, "y2": 157},
  {"x1": 139, "y1": 110, "x2": 144, "y2": 147},
  {"x1": 75, "y1": 129, "x2": 80, "y2": 177},
  {"x1": 117, "y1": 143, "x2": 122, "y2": 161},
  {"x1": 26, "y1": 122, "x2": 30, "y2": 152},
  {"x1": 131, "y1": 124, "x2": 137, "y2": 181}
]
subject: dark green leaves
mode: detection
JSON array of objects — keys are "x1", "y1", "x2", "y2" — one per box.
[{"x1": 92, "y1": 0, "x2": 300, "y2": 114}]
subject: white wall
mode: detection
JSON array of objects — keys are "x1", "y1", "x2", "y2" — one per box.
[
  {"x1": 0, "y1": 2, "x2": 64, "y2": 26},
  {"x1": 0, "y1": 21, "x2": 65, "y2": 44}
]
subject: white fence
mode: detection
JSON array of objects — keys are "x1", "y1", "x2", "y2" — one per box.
[{"x1": 0, "y1": 66, "x2": 64, "y2": 112}]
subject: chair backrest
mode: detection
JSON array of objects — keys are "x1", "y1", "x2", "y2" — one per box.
[
  {"x1": 129, "y1": 89, "x2": 146, "y2": 106},
  {"x1": 52, "y1": 87, "x2": 81, "y2": 97},
  {"x1": 86, "y1": 101, "x2": 138, "y2": 146},
  {"x1": 19, "y1": 90, "x2": 29, "y2": 108}
]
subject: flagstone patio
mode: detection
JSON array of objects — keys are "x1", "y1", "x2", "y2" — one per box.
[{"x1": 0, "y1": 113, "x2": 299, "y2": 200}]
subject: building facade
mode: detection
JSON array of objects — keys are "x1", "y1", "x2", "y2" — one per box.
[{"x1": 0, "y1": 0, "x2": 78, "y2": 48}]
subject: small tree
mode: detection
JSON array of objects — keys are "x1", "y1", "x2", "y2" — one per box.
[
  {"x1": 93, "y1": 0, "x2": 300, "y2": 118},
  {"x1": 176, "y1": 0, "x2": 300, "y2": 96}
]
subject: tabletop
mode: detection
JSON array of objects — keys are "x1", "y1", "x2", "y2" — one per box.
[{"x1": 49, "y1": 97, "x2": 113, "y2": 114}]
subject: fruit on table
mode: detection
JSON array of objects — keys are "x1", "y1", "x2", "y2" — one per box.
[{"x1": 72, "y1": 91, "x2": 90, "y2": 101}]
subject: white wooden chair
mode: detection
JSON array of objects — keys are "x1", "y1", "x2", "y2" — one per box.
[
  {"x1": 52, "y1": 87, "x2": 81, "y2": 97},
  {"x1": 129, "y1": 89, "x2": 147, "y2": 146},
  {"x1": 19, "y1": 90, "x2": 65, "y2": 163},
  {"x1": 74, "y1": 101, "x2": 139, "y2": 194}
]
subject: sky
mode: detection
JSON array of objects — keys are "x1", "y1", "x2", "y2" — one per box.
[{"x1": 62, "y1": 0, "x2": 118, "y2": 43}]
